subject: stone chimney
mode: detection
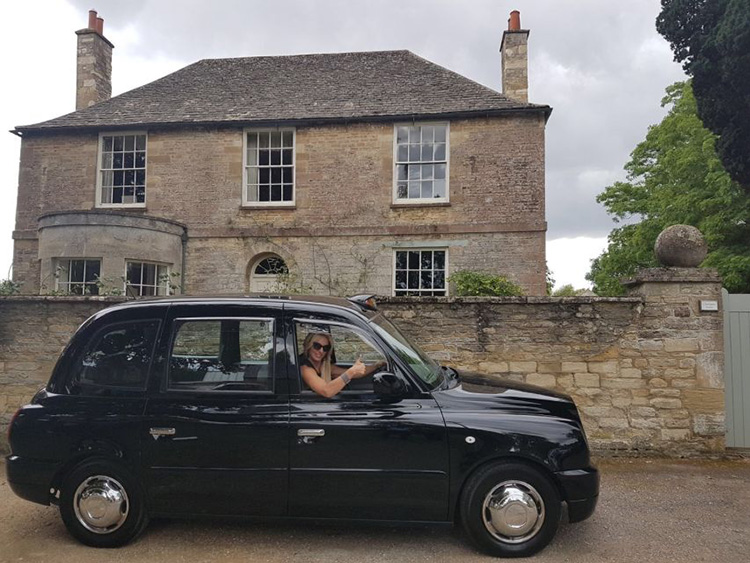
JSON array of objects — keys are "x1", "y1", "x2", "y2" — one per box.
[
  {"x1": 500, "y1": 10, "x2": 529, "y2": 103},
  {"x1": 75, "y1": 10, "x2": 114, "y2": 110}
]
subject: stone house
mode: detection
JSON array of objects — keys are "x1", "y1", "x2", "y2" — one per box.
[{"x1": 11, "y1": 10, "x2": 551, "y2": 298}]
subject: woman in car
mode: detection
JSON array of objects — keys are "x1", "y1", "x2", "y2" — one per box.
[{"x1": 300, "y1": 332, "x2": 384, "y2": 397}]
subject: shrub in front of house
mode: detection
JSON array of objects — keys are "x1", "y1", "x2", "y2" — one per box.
[{"x1": 448, "y1": 271, "x2": 524, "y2": 297}]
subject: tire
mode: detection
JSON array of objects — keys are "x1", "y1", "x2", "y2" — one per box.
[
  {"x1": 59, "y1": 459, "x2": 149, "y2": 547},
  {"x1": 459, "y1": 462, "x2": 561, "y2": 558}
]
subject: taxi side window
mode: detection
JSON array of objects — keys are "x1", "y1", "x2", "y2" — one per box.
[
  {"x1": 296, "y1": 321, "x2": 386, "y2": 394},
  {"x1": 168, "y1": 319, "x2": 274, "y2": 392},
  {"x1": 67, "y1": 320, "x2": 160, "y2": 395}
]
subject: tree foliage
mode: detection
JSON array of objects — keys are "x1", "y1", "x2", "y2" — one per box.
[
  {"x1": 587, "y1": 82, "x2": 750, "y2": 295},
  {"x1": 657, "y1": 0, "x2": 750, "y2": 190}
]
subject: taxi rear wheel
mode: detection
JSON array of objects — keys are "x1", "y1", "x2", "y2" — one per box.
[
  {"x1": 460, "y1": 462, "x2": 561, "y2": 558},
  {"x1": 59, "y1": 459, "x2": 148, "y2": 547}
]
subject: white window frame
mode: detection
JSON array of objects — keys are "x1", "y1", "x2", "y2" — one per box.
[
  {"x1": 392, "y1": 122, "x2": 450, "y2": 205},
  {"x1": 392, "y1": 248, "x2": 449, "y2": 297},
  {"x1": 124, "y1": 260, "x2": 171, "y2": 297},
  {"x1": 242, "y1": 127, "x2": 296, "y2": 207},
  {"x1": 55, "y1": 258, "x2": 102, "y2": 295},
  {"x1": 96, "y1": 131, "x2": 148, "y2": 208}
]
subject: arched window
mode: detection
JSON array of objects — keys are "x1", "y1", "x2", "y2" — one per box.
[{"x1": 249, "y1": 255, "x2": 289, "y2": 292}]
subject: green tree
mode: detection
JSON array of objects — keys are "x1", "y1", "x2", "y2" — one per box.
[
  {"x1": 587, "y1": 81, "x2": 750, "y2": 295},
  {"x1": 656, "y1": 0, "x2": 750, "y2": 190}
]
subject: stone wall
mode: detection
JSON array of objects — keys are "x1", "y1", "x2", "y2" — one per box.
[
  {"x1": 380, "y1": 268, "x2": 725, "y2": 455},
  {"x1": 0, "y1": 269, "x2": 725, "y2": 455}
]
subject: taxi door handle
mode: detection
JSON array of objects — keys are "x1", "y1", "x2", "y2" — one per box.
[{"x1": 297, "y1": 429, "x2": 325, "y2": 437}]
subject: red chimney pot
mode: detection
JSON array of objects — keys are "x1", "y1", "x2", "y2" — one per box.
[
  {"x1": 88, "y1": 10, "x2": 97, "y2": 30},
  {"x1": 508, "y1": 10, "x2": 521, "y2": 31},
  {"x1": 95, "y1": 17, "x2": 104, "y2": 35}
]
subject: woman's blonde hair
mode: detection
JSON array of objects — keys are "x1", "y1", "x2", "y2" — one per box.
[{"x1": 302, "y1": 332, "x2": 334, "y2": 382}]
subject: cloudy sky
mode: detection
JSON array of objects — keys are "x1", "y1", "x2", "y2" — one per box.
[{"x1": 0, "y1": 0, "x2": 686, "y2": 289}]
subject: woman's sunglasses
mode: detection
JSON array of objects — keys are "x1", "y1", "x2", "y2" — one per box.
[{"x1": 311, "y1": 342, "x2": 332, "y2": 352}]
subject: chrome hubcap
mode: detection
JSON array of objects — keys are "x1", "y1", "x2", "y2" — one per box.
[
  {"x1": 73, "y1": 475, "x2": 129, "y2": 534},
  {"x1": 482, "y1": 480, "x2": 545, "y2": 544}
]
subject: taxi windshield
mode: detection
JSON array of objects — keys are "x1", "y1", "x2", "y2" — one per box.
[{"x1": 369, "y1": 314, "x2": 445, "y2": 390}]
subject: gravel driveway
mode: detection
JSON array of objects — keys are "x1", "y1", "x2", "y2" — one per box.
[{"x1": 1, "y1": 458, "x2": 748, "y2": 562}]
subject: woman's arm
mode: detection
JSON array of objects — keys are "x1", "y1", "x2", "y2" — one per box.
[{"x1": 302, "y1": 361, "x2": 365, "y2": 398}]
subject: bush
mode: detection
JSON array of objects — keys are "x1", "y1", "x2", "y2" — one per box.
[
  {"x1": 0, "y1": 279, "x2": 21, "y2": 296},
  {"x1": 448, "y1": 271, "x2": 524, "y2": 297}
]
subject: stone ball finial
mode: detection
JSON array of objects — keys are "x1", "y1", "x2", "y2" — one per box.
[{"x1": 654, "y1": 225, "x2": 707, "y2": 267}]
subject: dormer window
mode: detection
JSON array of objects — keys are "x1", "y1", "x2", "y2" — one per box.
[
  {"x1": 393, "y1": 123, "x2": 449, "y2": 204},
  {"x1": 97, "y1": 132, "x2": 147, "y2": 207}
]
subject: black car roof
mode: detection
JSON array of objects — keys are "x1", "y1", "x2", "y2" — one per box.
[{"x1": 100, "y1": 294, "x2": 371, "y2": 316}]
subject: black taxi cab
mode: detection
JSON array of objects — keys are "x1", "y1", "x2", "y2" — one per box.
[{"x1": 6, "y1": 295, "x2": 598, "y2": 557}]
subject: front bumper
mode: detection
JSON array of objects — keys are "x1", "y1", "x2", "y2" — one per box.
[
  {"x1": 555, "y1": 466, "x2": 599, "y2": 523},
  {"x1": 5, "y1": 455, "x2": 59, "y2": 506}
]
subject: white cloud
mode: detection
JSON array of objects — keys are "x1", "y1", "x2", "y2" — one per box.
[{"x1": 547, "y1": 237, "x2": 609, "y2": 290}]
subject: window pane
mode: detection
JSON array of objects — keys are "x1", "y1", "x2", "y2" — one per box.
[
  {"x1": 70, "y1": 260, "x2": 84, "y2": 282},
  {"x1": 408, "y1": 251, "x2": 420, "y2": 269},
  {"x1": 395, "y1": 251, "x2": 407, "y2": 270},
  {"x1": 127, "y1": 262, "x2": 142, "y2": 285},
  {"x1": 434, "y1": 179, "x2": 446, "y2": 198},
  {"x1": 247, "y1": 168, "x2": 258, "y2": 185},
  {"x1": 397, "y1": 145, "x2": 408, "y2": 162},
  {"x1": 247, "y1": 133, "x2": 258, "y2": 151},
  {"x1": 409, "y1": 145, "x2": 420, "y2": 161},
  {"x1": 142, "y1": 263, "x2": 156, "y2": 286},
  {"x1": 73, "y1": 321, "x2": 159, "y2": 392},
  {"x1": 135, "y1": 135, "x2": 146, "y2": 150},
  {"x1": 434, "y1": 251, "x2": 446, "y2": 270},
  {"x1": 435, "y1": 163, "x2": 446, "y2": 179},
  {"x1": 135, "y1": 152, "x2": 146, "y2": 168},
  {"x1": 434, "y1": 143, "x2": 446, "y2": 161},
  {"x1": 396, "y1": 127, "x2": 409, "y2": 144},
  {"x1": 282, "y1": 167, "x2": 292, "y2": 183},
  {"x1": 113, "y1": 136, "x2": 123, "y2": 151},
  {"x1": 259, "y1": 150, "x2": 269, "y2": 166},
  {"x1": 408, "y1": 127, "x2": 421, "y2": 143},
  {"x1": 421, "y1": 164, "x2": 433, "y2": 179},
  {"x1": 397, "y1": 183, "x2": 407, "y2": 199},
  {"x1": 270, "y1": 131, "x2": 282, "y2": 148},
  {"x1": 85, "y1": 260, "x2": 100, "y2": 283},
  {"x1": 421, "y1": 181, "x2": 433, "y2": 198},
  {"x1": 421, "y1": 270, "x2": 433, "y2": 289},
  {"x1": 282, "y1": 131, "x2": 293, "y2": 147},
  {"x1": 421, "y1": 251, "x2": 432, "y2": 270},
  {"x1": 283, "y1": 185, "x2": 293, "y2": 201},
  {"x1": 422, "y1": 126, "x2": 434, "y2": 143},
  {"x1": 259, "y1": 185, "x2": 270, "y2": 201},
  {"x1": 170, "y1": 320, "x2": 274, "y2": 392},
  {"x1": 113, "y1": 153, "x2": 123, "y2": 169},
  {"x1": 103, "y1": 137, "x2": 113, "y2": 151},
  {"x1": 395, "y1": 270, "x2": 407, "y2": 289},
  {"x1": 434, "y1": 270, "x2": 445, "y2": 289},
  {"x1": 247, "y1": 147, "x2": 257, "y2": 167},
  {"x1": 270, "y1": 149, "x2": 281, "y2": 166},
  {"x1": 408, "y1": 182, "x2": 420, "y2": 198},
  {"x1": 421, "y1": 145, "x2": 433, "y2": 161},
  {"x1": 282, "y1": 149, "x2": 293, "y2": 165},
  {"x1": 397, "y1": 164, "x2": 408, "y2": 181},
  {"x1": 271, "y1": 168, "x2": 282, "y2": 183},
  {"x1": 259, "y1": 168, "x2": 270, "y2": 184},
  {"x1": 408, "y1": 271, "x2": 419, "y2": 289},
  {"x1": 271, "y1": 184, "x2": 282, "y2": 201},
  {"x1": 435, "y1": 126, "x2": 447, "y2": 143},
  {"x1": 259, "y1": 132, "x2": 269, "y2": 148},
  {"x1": 101, "y1": 170, "x2": 114, "y2": 188},
  {"x1": 408, "y1": 166, "x2": 420, "y2": 181},
  {"x1": 101, "y1": 153, "x2": 113, "y2": 169},
  {"x1": 124, "y1": 136, "x2": 134, "y2": 151}
]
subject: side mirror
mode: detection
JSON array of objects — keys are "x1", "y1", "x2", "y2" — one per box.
[{"x1": 373, "y1": 372, "x2": 408, "y2": 400}]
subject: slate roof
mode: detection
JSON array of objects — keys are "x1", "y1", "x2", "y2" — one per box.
[{"x1": 16, "y1": 50, "x2": 550, "y2": 132}]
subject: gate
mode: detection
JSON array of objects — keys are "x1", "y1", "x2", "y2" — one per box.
[{"x1": 724, "y1": 289, "x2": 750, "y2": 448}]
